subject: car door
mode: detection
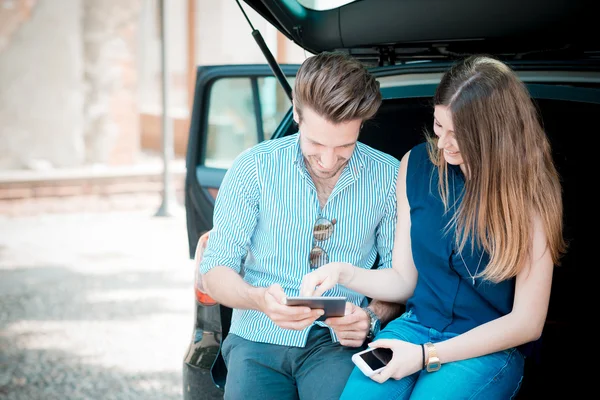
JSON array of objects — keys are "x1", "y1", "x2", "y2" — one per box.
[{"x1": 185, "y1": 64, "x2": 300, "y2": 258}]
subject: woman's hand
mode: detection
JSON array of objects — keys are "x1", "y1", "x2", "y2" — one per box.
[
  {"x1": 368, "y1": 339, "x2": 424, "y2": 383},
  {"x1": 299, "y1": 262, "x2": 354, "y2": 297}
]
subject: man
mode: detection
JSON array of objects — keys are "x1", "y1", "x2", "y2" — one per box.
[{"x1": 199, "y1": 52, "x2": 402, "y2": 400}]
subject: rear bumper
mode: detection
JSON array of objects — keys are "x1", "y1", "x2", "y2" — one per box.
[{"x1": 182, "y1": 362, "x2": 223, "y2": 400}]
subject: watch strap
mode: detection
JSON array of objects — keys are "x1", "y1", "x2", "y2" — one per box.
[
  {"x1": 362, "y1": 307, "x2": 380, "y2": 339},
  {"x1": 424, "y1": 342, "x2": 441, "y2": 372}
]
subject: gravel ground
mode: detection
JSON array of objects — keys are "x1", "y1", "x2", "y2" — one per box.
[{"x1": 0, "y1": 208, "x2": 195, "y2": 399}]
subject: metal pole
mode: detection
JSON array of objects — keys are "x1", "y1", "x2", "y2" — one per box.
[{"x1": 155, "y1": 0, "x2": 181, "y2": 217}]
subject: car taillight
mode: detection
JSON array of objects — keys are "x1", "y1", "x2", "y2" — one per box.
[
  {"x1": 193, "y1": 232, "x2": 217, "y2": 306},
  {"x1": 195, "y1": 285, "x2": 217, "y2": 306},
  {"x1": 194, "y1": 260, "x2": 217, "y2": 306}
]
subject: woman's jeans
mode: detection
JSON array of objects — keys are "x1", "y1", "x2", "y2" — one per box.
[{"x1": 340, "y1": 310, "x2": 525, "y2": 400}]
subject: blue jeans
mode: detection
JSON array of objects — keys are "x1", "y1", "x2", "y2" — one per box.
[
  {"x1": 340, "y1": 310, "x2": 525, "y2": 400},
  {"x1": 221, "y1": 325, "x2": 364, "y2": 400}
]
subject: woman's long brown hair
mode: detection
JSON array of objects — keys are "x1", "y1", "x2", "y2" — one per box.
[{"x1": 426, "y1": 55, "x2": 567, "y2": 282}]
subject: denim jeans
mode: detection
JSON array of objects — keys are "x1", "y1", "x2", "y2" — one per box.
[
  {"x1": 340, "y1": 310, "x2": 524, "y2": 400},
  {"x1": 221, "y1": 325, "x2": 364, "y2": 400}
]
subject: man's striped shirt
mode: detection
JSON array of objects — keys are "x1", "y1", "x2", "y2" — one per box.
[{"x1": 199, "y1": 133, "x2": 399, "y2": 347}]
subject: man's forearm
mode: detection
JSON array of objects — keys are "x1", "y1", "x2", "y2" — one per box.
[
  {"x1": 202, "y1": 266, "x2": 264, "y2": 311},
  {"x1": 367, "y1": 299, "x2": 404, "y2": 324}
]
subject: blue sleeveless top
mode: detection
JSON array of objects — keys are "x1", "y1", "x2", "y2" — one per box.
[{"x1": 405, "y1": 143, "x2": 515, "y2": 334}]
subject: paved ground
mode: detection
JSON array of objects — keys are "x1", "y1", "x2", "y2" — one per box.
[{"x1": 0, "y1": 203, "x2": 195, "y2": 399}]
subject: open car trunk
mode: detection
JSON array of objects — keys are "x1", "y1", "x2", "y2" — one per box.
[{"x1": 243, "y1": 0, "x2": 595, "y2": 65}]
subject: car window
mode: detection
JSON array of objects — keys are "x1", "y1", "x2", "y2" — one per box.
[{"x1": 205, "y1": 76, "x2": 294, "y2": 169}]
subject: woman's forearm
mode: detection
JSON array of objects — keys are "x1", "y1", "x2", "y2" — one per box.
[
  {"x1": 434, "y1": 312, "x2": 540, "y2": 366},
  {"x1": 341, "y1": 265, "x2": 413, "y2": 303}
]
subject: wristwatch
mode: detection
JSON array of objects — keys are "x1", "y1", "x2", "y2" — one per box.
[
  {"x1": 362, "y1": 307, "x2": 381, "y2": 340},
  {"x1": 424, "y1": 342, "x2": 441, "y2": 372}
]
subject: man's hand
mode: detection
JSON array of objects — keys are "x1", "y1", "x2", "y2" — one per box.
[
  {"x1": 257, "y1": 284, "x2": 324, "y2": 330},
  {"x1": 195, "y1": 231, "x2": 211, "y2": 292},
  {"x1": 325, "y1": 302, "x2": 370, "y2": 347}
]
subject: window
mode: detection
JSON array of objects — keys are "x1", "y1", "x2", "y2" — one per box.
[{"x1": 205, "y1": 76, "x2": 294, "y2": 168}]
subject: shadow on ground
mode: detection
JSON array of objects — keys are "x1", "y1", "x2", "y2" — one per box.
[
  {"x1": 0, "y1": 264, "x2": 193, "y2": 399},
  {"x1": 0, "y1": 266, "x2": 191, "y2": 327},
  {"x1": 0, "y1": 345, "x2": 183, "y2": 400}
]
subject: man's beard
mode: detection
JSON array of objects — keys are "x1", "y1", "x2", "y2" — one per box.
[{"x1": 306, "y1": 156, "x2": 348, "y2": 180}]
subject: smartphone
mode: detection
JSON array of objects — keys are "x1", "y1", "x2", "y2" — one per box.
[
  {"x1": 285, "y1": 296, "x2": 346, "y2": 321},
  {"x1": 352, "y1": 347, "x2": 394, "y2": 377}
]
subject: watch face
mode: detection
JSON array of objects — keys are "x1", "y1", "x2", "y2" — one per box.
[{"x1": 427, "y1": 359, "x2": 441, "y2": 372}]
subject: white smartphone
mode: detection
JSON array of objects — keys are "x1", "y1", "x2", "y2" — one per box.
[
  {"x1": 285, "y1": 296, "x2": 346, "y2": 321},
  {"x1": 352, "y1": 347, "x2": 394, "y2": 377}
]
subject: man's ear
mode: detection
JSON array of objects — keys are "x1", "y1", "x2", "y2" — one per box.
[{"x1": 292, "y1": 102, "x2": 299, "y2": 124}]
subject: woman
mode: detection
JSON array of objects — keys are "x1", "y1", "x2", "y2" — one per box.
[{"x1": 299, "y1": 54, "x2": 566, "y2": 399}]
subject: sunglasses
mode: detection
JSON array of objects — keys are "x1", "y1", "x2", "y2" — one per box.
[{"x1": 309, "y1": 217, "x2": 337, "y2": 269}]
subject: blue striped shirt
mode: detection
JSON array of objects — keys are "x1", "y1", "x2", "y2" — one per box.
[{"x1": 199, "y1": 133, "x2": 399, "y2": 347}]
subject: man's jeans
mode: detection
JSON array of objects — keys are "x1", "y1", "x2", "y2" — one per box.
[
  {"x1": 340, "y1": 310, "x2": 525, "y2": 400},
  {"x1": 221, "y1": 325, "x2": 364, "y2": 400}
]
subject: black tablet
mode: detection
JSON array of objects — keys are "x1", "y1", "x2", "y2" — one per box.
[{"x1": 285, "y1": 296, "x2": 347, "y2": 321}]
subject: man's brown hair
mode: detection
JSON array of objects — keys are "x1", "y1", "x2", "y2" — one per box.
[{"x1": 293, "y1": 52, "x2": 381, "y2": 124}]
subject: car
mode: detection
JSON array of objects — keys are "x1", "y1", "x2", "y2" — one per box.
[{"x1": 182, "y1": 1, "x2": 596, "y2": 399}]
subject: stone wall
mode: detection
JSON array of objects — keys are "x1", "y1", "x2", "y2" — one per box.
[
  {"x1": 82, "y1": 0, "x2": 142, "y2": 165},
  {"x1": 0, "y1": 0, "x2": 85, "y2": 170},
  {"x1": 0, "y1": 0, "x2": 142, "y2": 171}
]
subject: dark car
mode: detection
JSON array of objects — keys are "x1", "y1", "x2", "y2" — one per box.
[{"x1": 182, "y1": 1, "x2": 595, "y2": 398}]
